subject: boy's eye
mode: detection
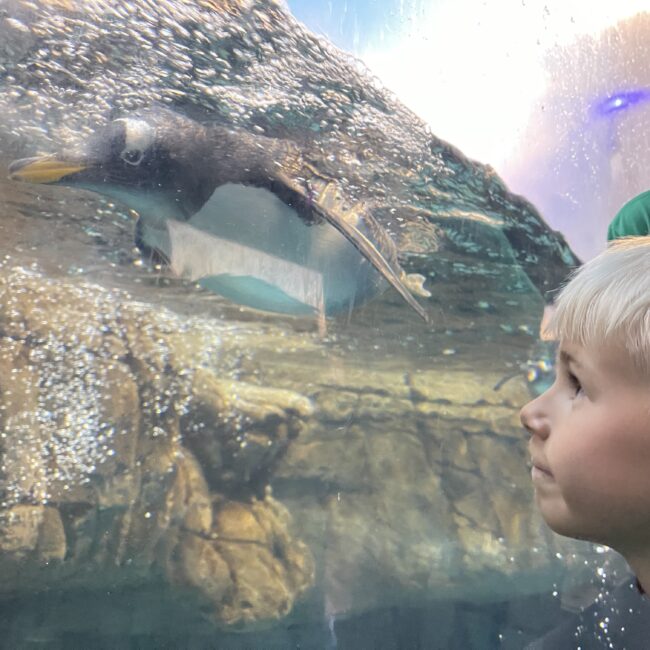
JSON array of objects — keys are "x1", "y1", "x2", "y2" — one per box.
[{"x1": 567, "y1": 371, "x2": 584, "y2": 396}]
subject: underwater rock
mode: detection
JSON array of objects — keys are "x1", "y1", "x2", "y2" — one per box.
[
  {"x1": 273, "y1": 363, "x2": 580, "y2": 618},
  {"x1": 0, "y1": 267, "x2": 315, "y2": 626}
]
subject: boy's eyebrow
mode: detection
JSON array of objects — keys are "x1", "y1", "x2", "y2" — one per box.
[{"x1": 558, "y1": 350, "x2": 582, "y2": 368}]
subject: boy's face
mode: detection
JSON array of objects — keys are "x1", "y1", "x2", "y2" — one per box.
[{"x1": 520, "y1": 340, "x2": 650, "y2": 550}]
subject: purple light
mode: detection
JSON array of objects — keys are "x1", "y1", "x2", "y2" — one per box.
[{"x1": 593, "y1": 88, "x2": 650, "y2": 117}]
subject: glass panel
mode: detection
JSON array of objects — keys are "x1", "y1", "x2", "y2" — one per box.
[{"x1": 0, "y1": 1, "x2": 647, "y2": 648}]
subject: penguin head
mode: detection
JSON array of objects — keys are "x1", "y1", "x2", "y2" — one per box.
[
  {"x1": 12, "y1": 115, "x2": 151, "y2": 184},
  {"x1": 89, "y1": 115, "x2": 160, "y2": 185},
  {"x1": 9, "y1": 109, "x2": 209, "y2": 214}
]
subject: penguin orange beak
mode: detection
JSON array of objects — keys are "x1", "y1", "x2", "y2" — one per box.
[{"x1": 9, "y1": 155, "x2": 88, "y2": 184}]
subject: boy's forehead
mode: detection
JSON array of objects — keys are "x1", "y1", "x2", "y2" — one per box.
[
  {"x1": 558, "y1": 339, "x2": 647, "y2": 384},
  {"x1": 557, "y1": 339, "x2": 615, "y2": 369}
]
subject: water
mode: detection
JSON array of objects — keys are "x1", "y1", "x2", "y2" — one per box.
[{"x1": 0, "y1": 1, "x2": 635, "y2": 648}]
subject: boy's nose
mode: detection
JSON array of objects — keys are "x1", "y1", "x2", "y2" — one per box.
[{"x1": 520, "y1": 396, "x2": 551, "y2": 439}]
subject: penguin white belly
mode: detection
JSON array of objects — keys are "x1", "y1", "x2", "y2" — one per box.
[{"x1": 140, "y1": 183, "x2": 385, "y2": 315}]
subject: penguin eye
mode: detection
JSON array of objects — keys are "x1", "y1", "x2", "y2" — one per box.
[{"x1": 121, "y1": 149, "x2": 143, "y2": 166}]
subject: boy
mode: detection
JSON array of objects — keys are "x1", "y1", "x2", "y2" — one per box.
[{"x1": 520, "y1": 236, "x2": 650, "y2": 648}]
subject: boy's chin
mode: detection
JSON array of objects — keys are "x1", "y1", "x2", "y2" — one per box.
[
  {"x1": 536, "y1": 498, "x2": 602, "y2": 543},
  {"x1": 541, "y1": 512, "x2": 613, "y2": 548}
]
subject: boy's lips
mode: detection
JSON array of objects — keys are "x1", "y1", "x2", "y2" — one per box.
[
  {"x1": 530, "y1": 458, "x2": 554, "y2": 481},
  {"x1": 528, "y1": 442, "x2": 553, "y2": 478}
]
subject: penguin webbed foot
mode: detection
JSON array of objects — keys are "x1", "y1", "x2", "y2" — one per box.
[{"x1": 402, "y1": 272, "x2": 431, "y2": 298}]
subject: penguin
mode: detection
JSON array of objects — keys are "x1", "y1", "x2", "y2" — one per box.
[{"x1": 9, "y1": 107, "x2": 430, "y2": 322}]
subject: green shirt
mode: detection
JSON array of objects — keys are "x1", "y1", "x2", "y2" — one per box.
[{"x1": 607, "y1": 190, "x2": 650, "y2": 241}]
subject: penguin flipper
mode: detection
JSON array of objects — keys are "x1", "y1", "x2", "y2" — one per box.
[{"x1": 271, "y1": 170, "x2": 430, "y2": 324}]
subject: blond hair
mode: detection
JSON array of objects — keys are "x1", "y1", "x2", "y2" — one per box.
[{"x1": 551, "y1": 236, "x2": 650, "y2": 376}]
